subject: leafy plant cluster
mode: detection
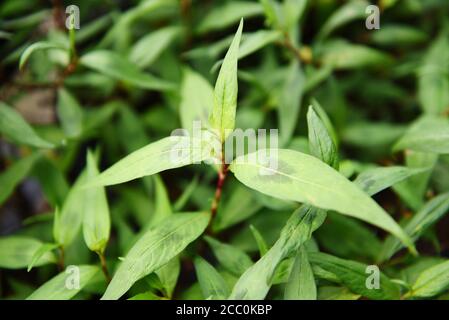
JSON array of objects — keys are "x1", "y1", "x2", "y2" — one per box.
[{"x1": 1, "y1": 0, "x2": 449, "y2": 300}]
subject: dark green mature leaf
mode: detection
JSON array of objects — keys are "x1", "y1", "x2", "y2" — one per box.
[
  {"x1": 209, "y1": 19, "x2": 243, "y2": 141},
  {"x1": 308, "y1": 252, "x2": 400, "y2": 300},
  {"x1": 205, "y1": 236, "x2": 253, "y2": 277},
  {"x1": 405, "y1": 260, "x2": 449, "y2": 298},
  {"x1": 80, "y1": 50, "x2": 175, "y2": 91},
  {"x1": 0, "y1": 102, "x2": 54, "y2": 148},
  {"x1": 229, "y1": 205, "x2": 326, "y2": 299},
  {"x1": 307, "y1": 105, "x2": 338, "y2": 168},
  {"x1": 194, "y1": 256, "x2": 230, "y2": 299},
  {"x1": 284, "y1": 246, "x2": 316, "y2": 300},
  {"x1": 230, "y1": 149, "x2": 415, "y2": 252},
  {"x1": 102, "y1": 212, "x2": 210, "y2": 300},
  {"x1": 82, "y1": 150, "x2": 110, "y2": 254},
  {"x1": 0, "y1": 153, "x2": 40, "y2": 205},
  {"x1": 27, "y1": 265, "x2": 100, "y2": 300},
  {"x1": 394, "y1": 116, "x2": 449, "y2": 154},
  {"x1": 0, "y1": 236, "x2": 56, "y2": 269}
]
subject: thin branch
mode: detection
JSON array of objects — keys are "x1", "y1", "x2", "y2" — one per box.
[{"x1": 98, "y1": 252, "x2": 111, "y2": 283}]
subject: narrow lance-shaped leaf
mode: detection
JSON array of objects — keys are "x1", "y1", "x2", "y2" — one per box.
[
  {"x1": 27, "y1": 243, "x2": 59, "y2": 272},
  {"x1": 0, "y1": 102, "x2": 54, "y2": 148},
  {"x1": 229, "y1": 205, "x2": 326, "y2": 300},
  {"x1": 405, "y1": 260, "x2": 449, "y2": 298},
  {"x1": 85, "y1": 136, "x2": 212, "y2": 187},
  {"x1": 284, "y1": 246, "x2": 316, "y2": 300},
  {"x1": 230, "y1": 149, "x2": 415, "y2": 253},
  {"x1": 0, "y1": 236, "x2": 56, "y2": 269},
  {"x1": 249, "y1": 224, "x2": 268, "y2": 256},
  {"x1": 307, "y1": 105, "x2": 338, "y2": 168},
  {"x1": 19, "y1": 41, "x2": 67, "y2": 70},
  {"x1": 27, "y1": 265, "x2": 100, "y2": 300},
  {"x1": 80, "y1": 50, "x2": 175, "y2": 91},
  {"x1": 209, "y1": 19, "x2": 243, "y2": 142},
  {"x1": 393, "y1": 116, "x2": 449, "y2": 154},
  {"x1": 102, "y1": 212, "x2": 210, "y2": 300},
  {"x1": 83, "y1": 150, "x2": 110, "y2": 254},
  {"x1": 194, "y1": 256, "x2": 230, "y2": 300}
]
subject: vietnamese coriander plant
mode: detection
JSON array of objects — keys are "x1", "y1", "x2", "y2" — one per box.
[{"x1": 1, "y1": 0, "x2": 449, "y2": 301}]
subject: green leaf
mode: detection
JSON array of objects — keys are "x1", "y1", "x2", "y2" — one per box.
[
  {"x1": 316, "y1": 0, "x2": 369, "y2": 41},
  {"x1": 229, "y1": 205, "x2": 326, "y2": 300},
  {"x1": 179, "y1": 68, "x2": 213, "y2": 133},
  {"x1": 82, "y1": 150, "x2": 110, "y2": 254},
  {"x1": 239, "y1": 30, "x2": 282, "y2": 59},
  {"x1": 308, "y1": 252, "x2": 400, "y2": 300},
  {"x1": 394, "y1": 116, "x2": 449, "y2": 154},
  {"x1": 0, "y1": 236, "x2": 56, "y2": 269},
  {"x1": 418, "y1": 35, "x2": 449, "y2": 114},
  {"x1": 209, "y1": 19, "x2": 243, "y2": 142},
  {"x1": 102, "y1": 212, "x2": 210, "y2": 300},
  {"x1": 85, "y1": 136, "x2": 212, "y2": 187},
  {"x1": 129, "y1": 26, "x2": 181, "y2": 69},
  {"x1": 230, "y1": 149, "x2": 415, "y2": 253},
  {"x1": 27, "y1": 265, "x2": 100, "y2": 300},
  {"x1": 54, "y1": 170, "x2": 87, "y2": 248},
  {"x1": 0, "y1": 102, "x2": 54, "y2": 148},
  {"x1": 249, "y1": 225, "x2": 268, "y2": 257},
  {"x1": 197, "y1": 2, "x2": 261, "y2": 34},
  {"x1": 307, "y1": 105, "x2": 338, "y2": 168},
  {"x1": 371, "y1": 24, "x2": 427, "y2": 47},
  {"x1": 57, "y1": 88, "x2": 83, "y2": 138},
  {"x1": 284, "y1": 246, "x2": 316, "y2": 300},
  {"x1": 154, "y1": 256, "x2": 180, "y2": 299},
  {"x1": 318, "y1": 286, "x2": 361, "y2": 300},
  {"x1": 379, "y1": 192, "x2": 449, "y2": 262},
  {"x1": 406, "y1": 260, "x2": 449, "y2": 298},
  {"x1": 0, "y1": 153, "x2": 40, "y2": 205},
  {"x1": 194, "y1": 256, "x2": 230, "y2": 299},
  {"x1": 278, "y1": 61, "x2": 304, "y2": 146},
  {"x1": 19, "y1": 41, "x2": 66, "y2": 70},
  {"x1": 80, "y1": 50, "x2": 175, "y2": 91},
  {"x1": 27, "y1": 243, "x2": 59, "y2": 272},
  {"x1": 354, "y1": 166, "x2": 430, "y2": 196},
  {"x1": 321, "y1": 40, "x2": 393, "y2": 70},
  {"x1": 147, "y1": 175, "x2": 172, "y2": 228},
  {"x1": 204, "y1": 236, "x2": 253, "y2": 277}
]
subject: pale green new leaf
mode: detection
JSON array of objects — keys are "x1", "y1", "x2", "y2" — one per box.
[
  {"x1": 179, "y1": 68, "x2": 213, "y2": 133},
  {"x1": 19, "y1": 41, "x2": 67, "y2": 70},
  {"x1": 394, "y1": 116, "x2": 449, "y2": 154},
  {"x1": 249, "y1": 225, "x2": 268, "y2": 256},
  {"x1": 284, "y1": 246, "x2": 316, "y2": 300},
  {"x1": 229, "y1": 205, "x2": 326, "y2": 300},
  {"x1": 209, "y1": 19, "x2": 243, "y2": 141},
  {"x1": 129, "y1": 26, "x2": 181, "y2": 69},
  {"x1": 0, "y1": 236, "x2": 56, "y2": 269},
  {"x1": 307, "y1": 105, "x2": 338, "y2": 168},
  {"x1": 85, "y1": 136, "x2": 212, "y2": 187},
  {"x1": 354, "y1": 166, "x2": 430, "y2": 196},
  {"x1": 57, "y1": 88, "x2": 83, "y2": 138},
  {"x1": 102, "y1": 212, "x2": 210, "y2": 300},
  {"x1": 80, "y1": 50, "x2": 175, "y2": 91},
  {"x1": 194, "y1": 257, "x2": 230, "y2": 300},
  {"x1": 406, "y1": 260, "x2": 449, "y2": 298},
  {"x1": 83, "y1": 150, "x2": 110, "y2": 254},
  {"x1": 230, "y1": 149, "x2": 415, "y2": 252},
  {"x1": 0, "y1": 102, "x2": 54, "y2": 148},
  {"x1": 27, "y1": 243, "x2": 59, "y2": 272},
  {"x1": 0, "y1": 153, "x2": 40, "y2": 205},
  {"x1": 27, "y1": 265, "x2": 100, "y2": 300}
]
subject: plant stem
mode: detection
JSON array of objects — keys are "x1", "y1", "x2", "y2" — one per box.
[
  {"x1": 98, "y1": 252, "x2": 111, "y2": 283},
  {"x1": 208, "y1": 156, "x2": 229, "y2": 233}
]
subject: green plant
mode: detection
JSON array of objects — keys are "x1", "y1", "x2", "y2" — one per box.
[{"x1": 1, "y1": 0, "x2": 449, "y2": 301}]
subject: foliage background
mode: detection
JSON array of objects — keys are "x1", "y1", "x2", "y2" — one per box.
[{"x1": 1, "y1": 0, "x2": 449, "y2": 300}]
